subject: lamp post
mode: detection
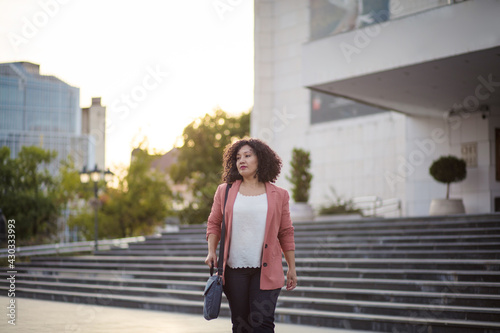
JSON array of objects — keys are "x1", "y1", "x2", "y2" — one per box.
[{"x1": 80, "y1": 164, "x2": 114, "y2": 252}]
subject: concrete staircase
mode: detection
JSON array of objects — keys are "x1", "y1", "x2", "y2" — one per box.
[{"x1": 2, "y1": 214, "x2": 500, "y2": 332}]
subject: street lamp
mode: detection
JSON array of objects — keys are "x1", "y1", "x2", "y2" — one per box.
[{"x1": 80, "y1": 164, "x2": 114, "y2": 252}]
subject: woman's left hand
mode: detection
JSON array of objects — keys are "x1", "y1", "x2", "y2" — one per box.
[{"x1": 286, "y1": 268, "x2": 297, "y2": 291}]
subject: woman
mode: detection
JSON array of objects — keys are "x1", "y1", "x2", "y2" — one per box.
[{"x1": 205, "y1": 138, "x2": 297, "y2": 333}]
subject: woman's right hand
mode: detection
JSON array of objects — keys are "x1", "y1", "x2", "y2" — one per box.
[{"x1": 205, "y1": 252, "x2": 218, "y2": 269}]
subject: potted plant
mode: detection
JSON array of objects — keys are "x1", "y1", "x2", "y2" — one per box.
[
  {"x1": 428, "y1": 155, "x2": 467, "y2": 215},
  {"x1": 286, "y1": 148, "x2": 314, "y2": 222}
]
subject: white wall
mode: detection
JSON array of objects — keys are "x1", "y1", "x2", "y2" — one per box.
[
  {"x1": 404, "y1": 115, "x2": 451, "y2": 215},
  {"x1": 252, "y1": 0, "x2": 310, "y2": 191},
  {"x1": 450, "y1": 112, "x2": 492, "y2": 213},
  {"x1": 253, "y1": 0, "x2": 497, "y2": 215},
  {"x1": 254, "y1": 0, "x2": 408, "y2": 212},
  {"x1": 403, "y1": 110, "x2": 494, "y2": 215},
  {"x1": 308, "y1": 112, "x2": 406, "y2": 210}
]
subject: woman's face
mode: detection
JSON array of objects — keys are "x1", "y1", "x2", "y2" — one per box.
[{"x1": 236, "y1": 145, "x2": 258, "y2": 178}]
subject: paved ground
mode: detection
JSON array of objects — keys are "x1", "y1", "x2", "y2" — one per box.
[{"x1": 0, "y1": 296, "x2": 371, "y2": 333}]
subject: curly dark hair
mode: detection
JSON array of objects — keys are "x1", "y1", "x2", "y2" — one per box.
[{"x1": 222, "y1": 138, "x2": 282, "y2": 183}]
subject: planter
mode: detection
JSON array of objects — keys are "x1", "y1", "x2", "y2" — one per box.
[
  {"x1": 429, "y1": 199, "x2": 465, "y2": 216},
  {"x1": 290, "y1": 202, "x2": 315, "y2": 223}
]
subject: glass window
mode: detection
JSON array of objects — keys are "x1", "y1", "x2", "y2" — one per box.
[
  {"x1": 310, "y1": 90, "x2": 387, "y2": 124},
  {"x1": 310, "y1": 0, "x2": 390, "y2": 41}
]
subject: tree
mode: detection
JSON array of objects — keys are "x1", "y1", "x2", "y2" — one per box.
[
  {"x1": 0, "y1": 146, "x2": 59, "y2": 244},
  {"x1": 0, "y1": 146, "x2": 14, "y2": 195},
  {"x1": 429, "y1": 155, "x2": 467, "y2": 199},
  {"x1": 170, "y1": 108, "x2": 250, "y2": 224},
  {"x1": 286, "y1": 148, "x2": 313, "y2": 203},
  {"x1": 68, "y1": 146, "x2": 172, "y2": 239},
  {"x1": 114, "y1": 147, "x2": 172, "y2": 237},
  {"x1": 0, "y1": 147, "x2": 15, "y2": 223}
]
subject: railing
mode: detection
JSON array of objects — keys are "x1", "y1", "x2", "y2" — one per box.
[
  {"x1": 0, "y1": 236, "x2": 146, "y2": 258},
  {"x1": 390, "y1": 0, "x2": 457, "y2": 20},
  {"x1": 352, "y1": 196, "x2": 402, "y2": 217},
  {"x1": 310, "y1": 0, "x2": 468, "y2": 41}
]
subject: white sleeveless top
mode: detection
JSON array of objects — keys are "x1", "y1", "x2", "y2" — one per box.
[{"x1": 227, "y1": 192, "x2": 268, "y2": 268}]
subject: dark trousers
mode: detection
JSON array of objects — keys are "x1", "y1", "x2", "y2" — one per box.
[{"x1": 223, "y1": 266, "x2": 281, "y2": 333}]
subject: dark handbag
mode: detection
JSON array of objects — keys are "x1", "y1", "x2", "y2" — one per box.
[{"x1": 203, "y1": 183, "x2": 232, "y2": 320}]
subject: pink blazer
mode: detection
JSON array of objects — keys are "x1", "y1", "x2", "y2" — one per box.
[{"x1": 206, "y1": 179, "x2": 295, "y2": 290}]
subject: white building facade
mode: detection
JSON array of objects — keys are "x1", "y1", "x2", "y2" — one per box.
[
  {"x1": 81, "y1": 97, "x2": 106, "y2": 171},
  {"x1": 252, "y1": 0, "x2": 500, "y2": 216}
]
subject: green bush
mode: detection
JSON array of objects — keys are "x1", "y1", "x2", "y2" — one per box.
[
  {"x1": 318, "y1": 199, "x2": 363, "y2": 216},
  {"x1": 317, "y1": 187, "x2": 362, "y2": 216}
]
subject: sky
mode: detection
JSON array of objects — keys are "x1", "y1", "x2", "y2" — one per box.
[{"x1": 0, "y1": 0, "x2": 254, "y2": 170}]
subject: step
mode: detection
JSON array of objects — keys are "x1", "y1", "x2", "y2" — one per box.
[
  {"x1": 4, "y1": 279, "x2": 499, "y2": 323},
  {"x1": 275, "y1": 307, "x2": 500, "y2": 333},
  {"x1": 166, "y1": 218, "x2": 500, "y2": 237},
  {"x1": 298, "y1": 258, "x2": 500, "y2": 271},
  {"x1": 28, "y1": 255, "x2": 205, "y2": 264},
  {"x1": 284, "y1": 286, "x2": 500, "y2": 308},
  {"x1": 291, "y1": 215, "x2": 500, "y2": 230},
  {"x1": 187, "y1": 215, "x2": 500, "y2": 234},
  {"x1": 156, "y1": 225, "x2": 500, "y2": 240},
  {"x1": 28, "y1": 255, "x2": 500, "y2": 266},
  {"x1": 95, "y1": 248, "x2": 500, "y2": 259},
  {"x1": 11, "y1": 265, "x2": 500, "y2": 283},
  {"x1": 145, "y1": 232, "x2": 500, "y2": 245},
  {"x1": 293, "y1": 227, "x2": 500, "y2": 239},
  {"x1": 10, "y1": 288, "x2": 500, "y2": 333},
  {"x1": 294, "y1": 219, "x2": 500, "y2": 231},
  {"x1": 295, "y1": 234, "x2": 500, "y2": 244},
  {"x1": 2, "y1": 267, "x2": 209, "y2": 281},
  {"x1": 296, "y1": 241, "x2": 500, "y2": 251},
  {"x1": 7, "y1": 270, "x2": 499, "y2": 295},
  {"x1": 294, "y1": 276, "x2": 500, "y2": 294},
  {"x1": 127, "y1": 241, "x2": 500, "y2": 251},
  {"x1": 297, "y1": 266, "x2": 500, "y2": 282},
  {"x1": 11, "y1": 287, "x2": 229, "y2": 317},
  {"x1": 4, "y1": 269, "x2": 498, "y2": 296},
  {"x1": 4, "y1": 271, "x2": 499, "y2": 307},
  {"x1": 156, "y1": 227, "x2": 500, "y2": 241},
  {"x1": 277, "y1": 296, "x2": 500, "y2": 322},
  {"x1": 16, "y1": 261, "x2": 208, "y2": 273},
  {"x1": 4, "y1": 279, "x2": 206, "y2": 297},
  {"x1": 20, "y1": 257, "x2": 500, "y2": 273}
]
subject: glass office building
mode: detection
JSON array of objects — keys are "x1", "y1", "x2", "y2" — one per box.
[{"x1": 0, "y1": 62, "x2": 90, "y2": 174}]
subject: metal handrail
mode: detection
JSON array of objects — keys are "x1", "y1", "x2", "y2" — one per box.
[
  {"x1": 0, "y1": 236, "x2": 146, "y2": 258},
  {"x1": 352, "y1": 196, "x2": 402, "y2": 217}
]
